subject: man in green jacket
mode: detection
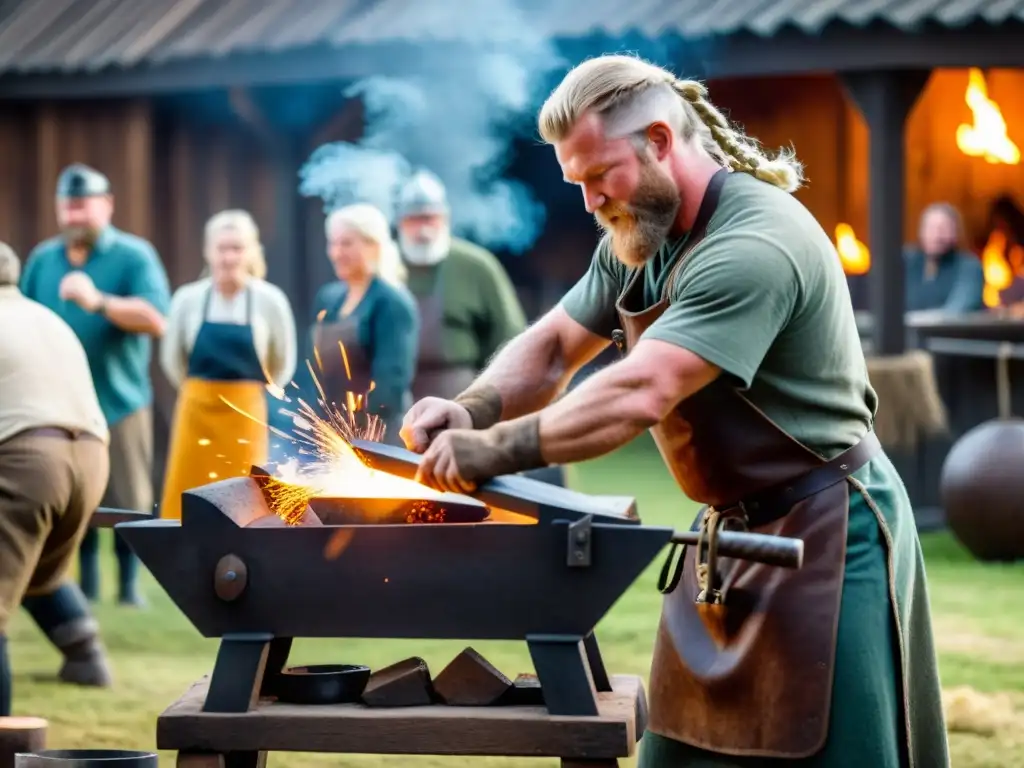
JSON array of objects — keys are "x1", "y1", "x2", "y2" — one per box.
[
  {"x1": 396, "y1": 169, "x2": 527, "y2": 402},
  {"x1": 397, "y1": 171, "x2": 566, "y2": 486}
]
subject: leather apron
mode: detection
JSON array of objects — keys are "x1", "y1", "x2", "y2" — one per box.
[
  {"x1": 410, "y1": 268, "x2": 477, "y2": 402},
  {"x1": 615, "y1": 169, "x2": 881, "y2": 758},
  {"x1": 160, "y1": 287, "x2": 269, "y2": 521}
]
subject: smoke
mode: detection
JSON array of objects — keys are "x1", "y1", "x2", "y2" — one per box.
[{"x1": 299, "y1": 2, "x2": 563, "y2": 255}]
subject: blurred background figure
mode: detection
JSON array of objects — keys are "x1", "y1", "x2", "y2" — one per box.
[
  {"x1": 0, "y1": 242, "x2": 112, "y2": 710},
  {"x1": 19, "y1": 163, "x2": 170, "y2": 608},
  {"x1": 904, "y1": 202, "x2": 985, "y2": 314},
  {"x1": 397, "y1": 170, "x2": 527, "y2": 401},
  {"x1": 159, "y1": 211, "x2": 297, "y2": 520},
  {"x1": 397, "y1": 171, "x2": 566, "y2": 485},
  {"x1": 308, "y1": 203, "x2": 418, "y2": 445}
]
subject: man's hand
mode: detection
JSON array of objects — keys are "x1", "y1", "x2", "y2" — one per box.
[
  {"x1": 59, "y1": 271, "x2": 103, "y2": 312},
  {"x1": 400, "y1": 397, "x2": 473, "y2": 453},
  {"x1": 413, "y1": 416, "x2": 546, "y2": 494}
]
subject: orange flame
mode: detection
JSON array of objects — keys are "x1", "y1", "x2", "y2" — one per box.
[
  {"x1": 220, "y1": 340, "x2": 438, "y2": 526},
  {"x1": 956, "y1": 69, "x2": 1020, "y2": 166},
  {"x1": 835, "y1": 223, "x2": 870, "y2": 276},
  {"x1": 980, "y1": 230, "x2": 1023, "y2": 308}
]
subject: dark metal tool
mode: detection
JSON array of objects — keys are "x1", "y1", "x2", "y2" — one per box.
[{"x1": 115, "y1": 441, "x2": 806, "y2": 720}]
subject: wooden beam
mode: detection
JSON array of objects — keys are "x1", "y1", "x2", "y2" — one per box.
[{"x1": 841, "y1": 69, "x2": 931, "y2": 355}]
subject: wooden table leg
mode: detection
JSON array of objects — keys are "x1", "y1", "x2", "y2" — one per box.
[
  {"x1": 177, "y1": 752, "x2": 267, "y2": 768},
  {"x1": 178, "y1": 753, "x2": 224, "y2": 768}
]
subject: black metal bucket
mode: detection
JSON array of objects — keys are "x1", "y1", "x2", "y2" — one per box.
[{"x1": 15, "y1": 750, "x2": 158, "y2": 767}]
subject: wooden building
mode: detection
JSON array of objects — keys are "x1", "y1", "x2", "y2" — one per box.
[{"x1": 2, "y1": 0, "x2": 1024, "y2": 498}]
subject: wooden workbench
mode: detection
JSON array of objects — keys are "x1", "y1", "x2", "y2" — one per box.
[{"x1": 160, "y1": 674, "x2": 647, "y2": 767}]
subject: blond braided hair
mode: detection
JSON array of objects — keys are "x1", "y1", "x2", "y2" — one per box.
[{"x1": 538, "y1": 55, "x2": 804, "y2": 193}]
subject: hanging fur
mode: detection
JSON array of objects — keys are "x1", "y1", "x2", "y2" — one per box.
[{"x1": 866, "y1": 351, "x2": 949, "y2": 450}]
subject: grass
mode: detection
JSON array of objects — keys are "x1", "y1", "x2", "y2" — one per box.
[{"x1": 7, "y1": 434, "x2": 1024, "y2": 767}]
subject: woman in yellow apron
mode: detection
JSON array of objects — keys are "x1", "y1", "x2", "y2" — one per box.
[{"x1": 159, "y1": 210, "x2": 297, "y2": 520}]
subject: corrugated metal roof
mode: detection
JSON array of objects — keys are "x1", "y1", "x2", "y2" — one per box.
[{"x1": 0, "y1": 0, "x2": 1023, "y2": 76}]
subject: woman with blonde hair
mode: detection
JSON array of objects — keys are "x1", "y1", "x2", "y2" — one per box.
[
  {"x1": 306, "y1": 202, "x2": 419, "y2": 444},
  {"x1": 159, "y1": 210, "x2": 297, "y2": 519}
]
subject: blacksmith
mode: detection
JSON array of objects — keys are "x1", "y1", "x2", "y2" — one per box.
[
  {"x1": 0, "y1": 243, "x2": 112, "y2": 712},
  {"x1": 402, "y1": 56, "x2": 949, "y2": 767},
  {"x1": 20, "y1": 164, "x2": 171, "y2": 606}
]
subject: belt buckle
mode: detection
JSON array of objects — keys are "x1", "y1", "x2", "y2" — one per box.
[{"x1": 694, "y1": 503, "x2": 750, "y2": 605}]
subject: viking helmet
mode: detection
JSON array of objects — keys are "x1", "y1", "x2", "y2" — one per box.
[
  {"x1": 56, "y1": 163, "x2": 111, "y2": 199},
  {"x1": 397, "y1": 170, "x2": 449, "y2": 219}
]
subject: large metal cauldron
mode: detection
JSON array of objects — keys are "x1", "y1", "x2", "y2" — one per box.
[
  {"x1": 15, "y1": 751, "x2": 157, "y2": 767},
  {"x1": 940, "y1": 418, "x2": 1024, "y2": 561}
]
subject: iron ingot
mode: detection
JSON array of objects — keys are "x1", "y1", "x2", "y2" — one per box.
[
  {"x1": 15, "y1": 750, "x2": 157, "y2": 766},
  {"x1": 308, "y1": 495, "x2": 489, "y2": 525},
  {"x1": 269, "y1": 664, "x2": 371, "y2": 705}
]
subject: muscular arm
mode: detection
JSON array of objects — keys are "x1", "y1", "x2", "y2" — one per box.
[
  {"x1": 508, "y1": 339, "x2": 719, "y2": 464},
  {"x1": 470, "y1": 305, "x2": 610, "y2": 420}
]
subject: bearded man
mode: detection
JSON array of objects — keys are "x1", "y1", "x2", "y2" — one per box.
[
  {"x1": 396, "y1": 169, "x2": 527, "y2": 402},
  {"x1": 401, "y1": 55, "x2": 949, "y2": 767},
  {"x1": 21, "y1": 164, "x2": 170, "y2": 608}
]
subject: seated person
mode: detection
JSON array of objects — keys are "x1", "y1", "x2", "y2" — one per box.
[{"x1": 904, "y1": 202, "x2": 984, "y2": 313}]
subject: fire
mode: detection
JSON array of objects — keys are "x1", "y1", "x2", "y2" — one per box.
[
  {"x1": 220, "y1": 340, "x2": 445, "y2": 525},
  {"x1": 956, "y1": 69, "x2": 1020, "y2": 165},
  {"x1": 835, "y1": 223, "x2": 870, "y2": 275},
  {"x1": 980, "y1": 230, "x2": 1023, "y2": 308}
]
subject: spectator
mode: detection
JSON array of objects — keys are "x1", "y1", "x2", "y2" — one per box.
[
  {"x1": 904, "y1": 202, "x2": 984, "y2": 314},
  {"x1": 0, "y1": 242, "x2": 112, "y2": 710},
  {"x1": 20, "y1": 163, "x2": 171, "y2": 606}
]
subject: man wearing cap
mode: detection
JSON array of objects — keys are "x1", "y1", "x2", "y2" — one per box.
[
  {"x1": 20, "y1": 164, "x2": 171, "y2": 608},
  {"x1": 397, "y1": 171, "x2": 566, "y2": 485},
  {"x1": 0, "y1": 242, "x2": 113, "y2": 703},
  {"x1": 397, "y1": 170, "x2": 528, "y2": 402}
]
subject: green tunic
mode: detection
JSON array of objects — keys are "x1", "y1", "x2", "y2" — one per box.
[
  {"x1": 560, "y1": 172, "x2": 949, "y2": 767},
  {"x1": 404, "y1": 237, "x2": 526, "y2": 370}
]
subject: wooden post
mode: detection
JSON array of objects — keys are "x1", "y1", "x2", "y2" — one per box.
[
  {"x1": 840, "y1": 69, "x2": 931, "y2": 355},
  {"x1": 227, "y1": 88, "x2": 308, "y2": 317},
  {"x1": 0, "y1": 717, "x2": 47, "y2": 768}
]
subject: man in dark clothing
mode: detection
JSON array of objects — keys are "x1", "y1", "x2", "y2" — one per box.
[{"x1": 904, "y1": 202, "x2": 985, "y2": 313}]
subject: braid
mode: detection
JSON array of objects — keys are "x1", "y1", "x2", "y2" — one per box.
[{"x1": 670, "y1": 78, "x2": 805, "y2": 193}]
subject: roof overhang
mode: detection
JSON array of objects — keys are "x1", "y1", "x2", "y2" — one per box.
[{"x1": 1, "y1": 21, "x2": 1023, "y2": 101}]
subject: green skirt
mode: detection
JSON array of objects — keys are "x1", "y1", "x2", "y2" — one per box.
[{"x1": 639, "y1": 454, "x2": 950, "y2": 768}]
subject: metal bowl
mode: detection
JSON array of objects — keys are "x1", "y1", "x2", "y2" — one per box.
[
  {"x1": 15, "y1": 750, "x2": 158, "y2": 767},
  {"x1": 270, "y1": 664, "x2": 371, "y2": 705}
]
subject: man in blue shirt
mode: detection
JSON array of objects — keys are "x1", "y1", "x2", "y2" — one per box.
[
  {"x1": 904, "y1": 202, "x2": 985, "y2": 313},
  {"x1": 20, "y1": 164, "x2": 170, "y2": 608}
]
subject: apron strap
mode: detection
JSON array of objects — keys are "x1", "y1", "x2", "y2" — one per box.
[
  {"x1": 201, "y1": 285, "x2": 214, "y2": 320},
  {"x1": 202, "y1": 284, "x2": 254, "y2": 325}
]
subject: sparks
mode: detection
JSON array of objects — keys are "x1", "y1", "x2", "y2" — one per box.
[{"x1": 220, "y1": 346, "x2": 434, "y2": 525}]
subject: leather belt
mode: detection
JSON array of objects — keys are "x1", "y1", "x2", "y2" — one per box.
[
  {"x1": 730, "y1": 431, "x2": 882, "y2": 529},
  {"x1": 657, "y1": 431, "x2": 882, "y2": 596},
  {"x1": 18, "y1": 426, "x2": 104, "y2": 443}
]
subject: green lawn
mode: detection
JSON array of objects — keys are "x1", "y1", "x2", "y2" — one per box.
[{"x1": 8, "y1": 435, "x2": 1024, "y2": 766}]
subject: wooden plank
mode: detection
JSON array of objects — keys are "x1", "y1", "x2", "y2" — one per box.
[{"x1": 158, "y1": 675, "x2": 643, "y2": 759}]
